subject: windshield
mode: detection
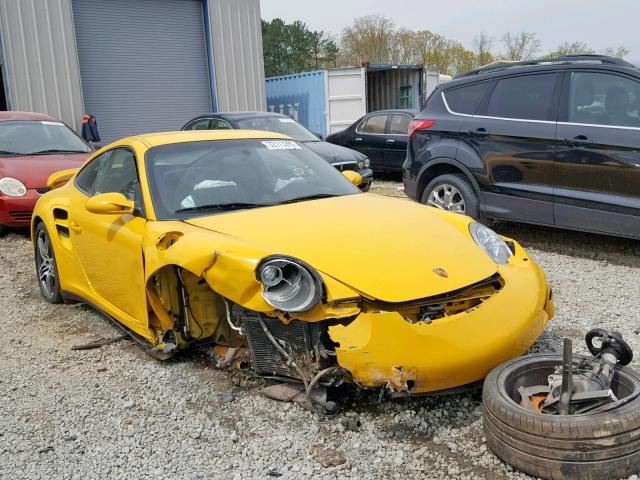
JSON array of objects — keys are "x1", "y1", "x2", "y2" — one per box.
[
  {"x1": 0, "y1": 120, "x2": 91, "y2": 156},
  {"x1": 234, "y1": 116, "x2": 320, "y2": 142},
  {"x1": 145, "y1": 139, "x2": 360, "y2": 220}
]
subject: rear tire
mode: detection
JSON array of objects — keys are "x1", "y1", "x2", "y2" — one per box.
[
  {"x1": 483, "y1": 354, "x2": 640, "y2": 480},
  {"x1": 34, "y1": 222, "x2": 63, "y2": 304},
  {"x1": 421, "y1": 174, "x2": 479, "y2": 219}
]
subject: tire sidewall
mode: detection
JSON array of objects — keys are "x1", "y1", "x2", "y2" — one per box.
[
  {"x1": 34, "y1": 222, "x2": 63, "y2": 304},
  {"x1": 484, "y1": 353, "x2": 640, "y2": 428},
  {"x1": 421, "y1": 173, "x2": 480, "y2": 219}
]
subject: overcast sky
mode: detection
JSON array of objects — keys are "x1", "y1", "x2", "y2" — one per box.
[{"x1": 260, "y1": 0, "x2": 640, "y2": 63}]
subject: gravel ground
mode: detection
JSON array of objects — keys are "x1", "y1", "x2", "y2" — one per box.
[{"x1": 1, "y1": 180, "x2": 639, "y2": 480}]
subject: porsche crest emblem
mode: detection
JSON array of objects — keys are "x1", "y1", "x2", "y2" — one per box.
[{"x1": 433, "y1": 267, "x2": 448, "y2": 278}]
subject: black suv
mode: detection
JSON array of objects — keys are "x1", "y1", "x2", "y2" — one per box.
[{"x1": 403, "y1": 55, "x2": 640, "y2": 239}]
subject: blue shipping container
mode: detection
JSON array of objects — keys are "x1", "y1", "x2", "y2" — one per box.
[{"x1": 266, "y1": 70, "x2": 327, "y2": 138}]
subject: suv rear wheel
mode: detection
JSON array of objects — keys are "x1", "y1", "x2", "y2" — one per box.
[{"x1": 421, "y1": 174, "x2": 479, "y2": 218}]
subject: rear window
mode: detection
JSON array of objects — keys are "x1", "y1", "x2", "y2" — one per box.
[
  {"x1": 359, "y1": 115, "x2": 387, "y2": 134},
  {"x1": 486, "y1": 74, "x2": 556, "y2": 121},
  {"x1": 443, "y1": 82, "x2": 489, "y2": 115},
  {"x1": 388, "y1": 114, "x2": 412, "y2": 135}
]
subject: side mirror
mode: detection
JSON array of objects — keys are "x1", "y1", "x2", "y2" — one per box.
[
  {"x1": 47, "y1": 168, "x2": 78, "y2": 189},
  {"x1": 342, "y1": 170, "x2": 362, "y2": 186},
  {"x1": 85, "y1": 192, "x2": 134, "y2": 215}
]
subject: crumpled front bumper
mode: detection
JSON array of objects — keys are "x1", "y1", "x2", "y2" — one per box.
[{"x1": 328, "y1": 251, "x2": 554, "y2": 394}]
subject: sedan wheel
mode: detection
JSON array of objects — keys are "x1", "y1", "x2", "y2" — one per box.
[
  {"x1": 35, "y1": 223, "x2": 62, "y2": 303},
  {"x1": 427, "y1": 184, "x2": 465, "y2": 213}
]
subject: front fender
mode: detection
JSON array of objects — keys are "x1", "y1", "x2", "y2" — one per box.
[{"x1": 142, "y1": 221, "x2": 361, "y2": 321}]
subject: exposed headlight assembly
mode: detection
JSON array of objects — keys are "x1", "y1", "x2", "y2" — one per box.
[
  {"x1": 357, "y1": 160, "x2": 364, "y2": 169},
  {"x1": 469, "y1": 222, "x2": 513, "y2": 264},
  {"x1": 363, "y1": 157, "x2": 370, "y2": 168},
  {"x1": 0, "y1": 177, "x2": 27, "y2": 197},
  {"x1": 257, "y1": 256, "x2": 322, "y2": 312}
]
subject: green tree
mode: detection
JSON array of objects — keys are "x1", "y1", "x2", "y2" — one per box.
[{"x1": 262, "y1": 19, "x2": 339, "y2": 77}]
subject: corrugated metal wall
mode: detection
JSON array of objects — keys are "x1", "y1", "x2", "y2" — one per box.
[
  {"x1": 0, "y1": 0, "x2": 84, "y2": 131},
  {"x1": 266, "y1": 71, "x2": 327, "y2": 137},
  {"x1": 366, "y1": 68, "x2": 422, "y2": 111},
  {"x1": 207, "y1": 0, "x2": 266, "y2": 112},
  {"x1": 72, "y1": 0, "x2": 212, "y2": 143}
]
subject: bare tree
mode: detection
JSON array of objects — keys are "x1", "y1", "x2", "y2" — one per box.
[
  {"x1": 340, "y1": 15, "x2": 396, "y2": 64},
  {"x1": 551, "y1": 41, "x2": 594, "y2": 56},
  {"x1": 501, "y1": 32, "x2": 541, "y2": 61},
  {"x1": 601, "y1": 46, "x2": 630, "y2": 58},
  {"x1": 473, "y1": 32, "x2": 494, "y2": 67}
]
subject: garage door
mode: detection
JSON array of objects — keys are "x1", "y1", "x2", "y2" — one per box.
[{"x1": 72, "y1": 0, "x2": 212, "y2": 143}]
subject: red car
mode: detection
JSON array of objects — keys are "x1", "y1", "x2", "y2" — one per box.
[{"x1": 0, "y1": 111, "x2": 91, "y2": 234}]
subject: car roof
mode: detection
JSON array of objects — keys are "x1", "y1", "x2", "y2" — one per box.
[
  {"x1": 446, "y1": 57, "x2": 640, "y2": 89},
  {"x1": 0, "y1": 111, "x2": 60, "y2": 122},
  {"x1": 189, "y1": 111, "x2": 287, "y2": 122},
  {"x1": 366, "y1": 109, "x2": 418, "y2": 115},
  {"x1": 130, "y1": 129, "x2": 292, "y2": 147}
]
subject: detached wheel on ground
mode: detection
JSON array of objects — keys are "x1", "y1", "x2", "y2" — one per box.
[
  {"x1": 483, "y1": 353, "x2": 640, "y2": 480},
  {"x1": 34, "y1": 222, "x2": 63, "y2": 304},
  {"x1": 421, "y1": 174, "x2": 479, "y2": 218}
]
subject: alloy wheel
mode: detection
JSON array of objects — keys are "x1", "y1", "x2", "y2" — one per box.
[
  {"x1": 427, "y1": 184, "x2": 466, "y2": 213},
  {"x1": 36, "y1": 228, "x2": 57, "y2": 299}
]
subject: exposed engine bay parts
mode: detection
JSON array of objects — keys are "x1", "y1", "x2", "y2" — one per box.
[{"x1": 483, "y1": 330, "x2": 640, "y2": 480}]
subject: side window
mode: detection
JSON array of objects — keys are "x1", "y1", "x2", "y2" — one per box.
[
  {"x1": 187, "y1": 119, "x2": 211, "y2": 130},
  {"x1": 75, "y1": 151, "x2": 110, "y2": 195},
  {"x1": 443, "y1": 82, "x2": 490, "y2": 115},
  {"x1": 487, "y1": 74, "x2": 556, "y2": 121},
  {"x1": 211, "y1": 119, "x2": 232, "y2": 130},
  {"x1": 359, "y1": 114, "x2": 387, "y2": 134},
  {"x1": 569, "y1": 72, "x2": 640, "y2": 127},
  {"x1": 94, "y1": 148, "x2": 144, "y2": 215},
  {"x1": 388, "y1": 114, "x2": 412, "y2": 135}
]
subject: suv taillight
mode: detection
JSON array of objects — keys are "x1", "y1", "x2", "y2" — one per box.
[{"x1": 408, "y1": 119, "x2": 436, "y2": 139}]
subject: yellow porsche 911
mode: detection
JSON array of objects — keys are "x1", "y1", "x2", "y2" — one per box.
[{"x1": 32, "y1": 130, "x2": 553, "y2": 398}]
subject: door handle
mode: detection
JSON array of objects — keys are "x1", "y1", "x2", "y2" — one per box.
[
  {"x1": 385, "y1": 138, "x2": 396, "y2": 143},
  {"x1": 469, "y1": 128, "x2": 489, "y2": 137},
  {"x1": 564, "y1": 135, "x2": 593, "y2": 146},
  {"x1": 70, "y1": 220, "x2": 81, "y2": 234},
  {"x1": 354, "y1": 137, "x2": 363, "y2": 142}
]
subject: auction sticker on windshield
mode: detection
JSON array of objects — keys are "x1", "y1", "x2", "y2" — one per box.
[{"x1": 261, "y1": 140, "x2": 301, "y2": 150}]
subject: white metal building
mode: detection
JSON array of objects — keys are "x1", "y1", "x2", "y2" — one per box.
[{"x1": 0, "y1": 0, "x2": 267, "y2": 142}]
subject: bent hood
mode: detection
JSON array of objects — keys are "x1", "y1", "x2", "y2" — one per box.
[
  {"x1": 185, "y1": 194, "x2": 497, "y2": 303},
  {"x1": 0, "y1": 153, "x2": 88, "y2": 188},
  {"x1": 303, "y1": 141, "x2": 366, "y2": 164}
]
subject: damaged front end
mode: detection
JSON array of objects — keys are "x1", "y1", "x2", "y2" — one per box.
[{"x1": 141, "y1": 224, "x2": 553, "y2": 408}]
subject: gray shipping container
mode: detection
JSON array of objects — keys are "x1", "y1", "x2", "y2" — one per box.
[{"x1": 267, "y1": 64, "x2": 423, "y2": 136}]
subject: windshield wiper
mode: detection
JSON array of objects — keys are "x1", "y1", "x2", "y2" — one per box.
[
  {"x1": 28, "y1": 149, "x2": 89, "y2": 155},
  {"x1": 279, "y1": 193, "x2": 339, "y2": 204},
  {"x1": 175, "y1": 202, "x2": 272, "y2": 214},
  {"x1": 0, "y1": 150, "x2": 24, "y2": 156}
]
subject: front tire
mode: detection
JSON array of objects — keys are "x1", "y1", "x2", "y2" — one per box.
[
  {"x1": 483, "y1": 354, "x2": 640, "y2": 480},
  {"x1": 34, "y1": 222, "x2": 62, "y2": 304},
  {"x1": 421, "y1": 173, "x2": 479, "y2": 218}
]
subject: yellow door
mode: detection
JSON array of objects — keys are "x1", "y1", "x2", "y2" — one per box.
[{"x1": 69, "y1": 147, "x2": 148, "y2": 326}]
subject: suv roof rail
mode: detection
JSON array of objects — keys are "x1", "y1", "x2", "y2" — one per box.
[{"x1": 457, "y1": 54, "x2": 635, "y2": 78}]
